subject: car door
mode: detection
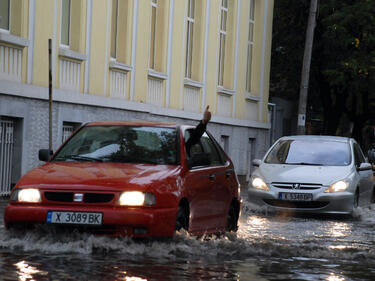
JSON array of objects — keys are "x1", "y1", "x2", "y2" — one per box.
[
  {"x1": 183, "y1": 129, "x2": 218, "y2": 232},
  {"x1": 353, "y1": 142, "x2": 374, "y2": 204},
  {"x1": 200, "y1": 133, "x2": 233, "y2": 220}
]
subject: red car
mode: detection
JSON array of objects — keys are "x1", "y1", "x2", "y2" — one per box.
[{"x1": 4, "y1": 121, "x2": 241, "y2": 237}]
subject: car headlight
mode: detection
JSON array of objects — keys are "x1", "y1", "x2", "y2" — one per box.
[
  {"x1": 118, "y1": 191, "x2": 156, "y2": 206},
  {"x1": 11, "y1": 188, "x2": 41, "y2": 203},
  {"x1": 251, "y1": 177, "x2": 269, "y2": 191},
  {"x1": 325, "y1": 180, "x2": 349, "y2": 193}
]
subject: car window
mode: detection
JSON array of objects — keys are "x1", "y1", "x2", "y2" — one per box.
[
  {"x1": 200, "y1": 133, "x2": 223, "y2": 166},
  {"x1": 53, "y1": 126, "x2": 178, "y2": 165},
  {"x1": 185, "y1": 129, "x2": 224, "y2": 167},
  {"x1": 353, "y1": 143, "x2": 366, "y2": 167},
  {"x1": 265, "y1": 139, "x2": 351, "y2": 166}
]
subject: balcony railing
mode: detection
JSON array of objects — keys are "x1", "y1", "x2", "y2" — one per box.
[
  {"x1": 147, "y1": 77, "x2": 163, "y2": 107},
  {"x1": 245, "y1": 100, "x2": 258, "y2": 121},
  {"x1": 110, "y1": 69, "x2": 127, "y2": 99},
  {"x1": 0, "y1": 44, "x2": 22, "y2": 82},
  {"x1": 59, "y1": 58, "x2": 81, "y2": 92},
  {"x1": 184, "y1": 86, "x2": 201, "y2": 112},
  {"x1": 217, "y1": 93, "x2": 231, "y2": 117}
]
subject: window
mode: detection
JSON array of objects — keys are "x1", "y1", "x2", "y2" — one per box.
[
  {"x1": 62, "y1": 122, "x2": 81, "y2": 143},
  {"x1": 149, "y1": 0, "x2": 157, "y2": 69},
  {"x1": 185, "y1": 129, "x2": 224, "y2": 167},
  {"x1": 353, "y1": 143, "x2": 366, "y2": 167},
  {"x1": 246, "y1": 0, "x2": 255, "y2": 92},
  {"x1": 218, "y1": 0, "x2": 228, "y2": 86},
  {"x1": 0, "y1": 0, "x2": 10, "y2": 31},
  {"x1": 220, "y1": 135, "x2": 229, "y2": 154},
  {"x1": 55, "y1": 126, "x2": 178, "y2": 165},
  {"x1": 185, "y1": 0, "x2": 195, "y2": 78},
  {"x1": 61, "y1": 0, "x2": 71, "y2": 46},
  {"x1": 201, "y1": 133, "x2": 222, "y2": 166},
  {"x1": 110, "y1": 0, "x2": 119, "y2": 58},
  {"x1": 265, "y1": 140, "x2": 351, "y2": 166}
]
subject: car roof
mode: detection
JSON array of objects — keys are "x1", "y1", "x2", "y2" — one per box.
[
  {"x1": 85, "y1": 121, "x2": 179, "y2": 128},
  {"x1": 278, "y1": 135, "x2": 352, "y2": 143}
]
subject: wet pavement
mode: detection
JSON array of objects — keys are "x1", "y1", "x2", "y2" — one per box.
[{"x1": 1, "y1": 199, "x2": 375, "y2": 280}]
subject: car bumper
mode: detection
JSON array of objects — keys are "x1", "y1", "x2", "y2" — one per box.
[
  {"x1": 248, "y1": 188, "x2": 355, "y2": 214},
  {"x1": 4, "y1": 203, "x2": 178, "y2": 237}
]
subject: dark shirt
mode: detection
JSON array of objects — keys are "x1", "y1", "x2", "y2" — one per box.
[{"x1": 185, "y1": 121, "x2": 207, "y2": 157}]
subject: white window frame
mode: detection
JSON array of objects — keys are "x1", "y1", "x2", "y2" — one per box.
[
  {"x1": 110, "y1": 0, "x2": 119, "y2": 59},
  {"x1": 185, "y1": 0, "x2": 195, "y2": 78},
  {"x1": 0, "y1": 0, "x2": 10, "y2": 33},
  {"x1": 218, "y1": 0, "x2": 228, "y2": 86},
  {"x1": 60, "y1": 0, "x2": 71, "y2": 48},
  {"x1": 149, "y1": 0, "x2": 158, "y2": 69},
  {"x1": 246, "y1": 0, "x2": 255, "y2": 93}
]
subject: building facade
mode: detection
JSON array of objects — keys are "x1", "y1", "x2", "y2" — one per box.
[{"x1": 0, "y1": 0, "x2": 274, "y2": 195}]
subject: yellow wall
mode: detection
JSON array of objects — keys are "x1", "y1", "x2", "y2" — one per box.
[
  {"x1": 1, "y1": 0, "x2": 274, "y2": 124},
  {"x1": 32, "y1": 0, "x2": 54, "y2": 87},
  {"x1": 89, "y1": 0, "x2": 108, "y2": 96}
]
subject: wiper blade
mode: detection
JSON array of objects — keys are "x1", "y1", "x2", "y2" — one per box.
[
  {"x1": 287, "y1": 162, "x2": 323, "y2": 166},
  {"x1": 56, "y1": 155, "x2": 103, "y2": 162},
  {"x1": 110, "y1": 156, "x2": 159, "y2": 164}
]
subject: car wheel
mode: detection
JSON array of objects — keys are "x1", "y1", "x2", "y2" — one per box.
[
  {"x1": 371, "y1": 187, "x2": 375, "y2": 204},
  {"x1": 226, "y1": 203, "x2": 238, "y2": 232},
  {"x1": 354, "y1": 189, "x2": 359, "y2": 208},
  {"x1": 175, "y1": 205, "x2": 189, "y2": 232}
]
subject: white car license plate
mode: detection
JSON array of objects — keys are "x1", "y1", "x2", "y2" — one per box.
[
  {"x1": 279, "y1": 192, "x2": 313, "y2": 201},
  {"x1": 46, "y1": 211, "x2": 103, "y2": 225}
]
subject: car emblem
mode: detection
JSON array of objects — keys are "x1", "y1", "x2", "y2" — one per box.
[
  {"x1": 74, "y1": 193, "x2": 84, "y2": 202},
  {"x1": 292, "y1": 183, "x2": 301, "y2": 190}
]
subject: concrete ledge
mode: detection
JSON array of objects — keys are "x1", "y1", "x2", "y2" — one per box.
[{"x1": 0, "y1": 79, "x2": 270, "y2": 129}]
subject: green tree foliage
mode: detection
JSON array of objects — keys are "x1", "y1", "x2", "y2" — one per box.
[{"x1": 271, "y1": 0, "x2": 375, "y2": 147}]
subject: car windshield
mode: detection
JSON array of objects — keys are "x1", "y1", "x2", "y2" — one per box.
[
  {"x1": 264, "y1": 139, "x2": 351, "y2": 166},
  {"x1": 53, "y1": 125, "x2": 178, "y2": 165}
]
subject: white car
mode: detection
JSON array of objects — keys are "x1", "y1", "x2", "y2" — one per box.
[{"x1": 248, "y1": 135, "x2": 374, "y2": 214}]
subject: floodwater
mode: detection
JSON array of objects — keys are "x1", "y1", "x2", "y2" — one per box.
[{"x1": 1, "y1": 200, "x2": 375, "y2": 281}]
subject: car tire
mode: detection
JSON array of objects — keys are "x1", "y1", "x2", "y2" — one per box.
[
  {"x1": 354, "y1": 189, "x2": 359, "y2": 208},
  {"x1": 175, "y1": 205, "x2": 189, "y2": 232},
  {"x1": 371, "y1": 187, "x2": 375, "y2": 204},
  {"x1": 226, "y1": 203, "x2": 238, "y2": 232}
]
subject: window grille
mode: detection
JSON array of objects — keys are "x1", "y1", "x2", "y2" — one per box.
[{"x1": 0, "y1": 120, "x2": 14, "y2": 196}]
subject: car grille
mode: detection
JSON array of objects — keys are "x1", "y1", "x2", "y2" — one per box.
[
  {"x1": 264, "y1": 199, "x2": 329, "y2": 209},
  {"x1": 271, "y1": 182, "x2": 322, "y2": 190},
  {"x1": 44, "y1": 192, "x2": 115, "y2": 203},
  {"x1": 44, "y1": 192, "x2": 73, "y2": 202}
]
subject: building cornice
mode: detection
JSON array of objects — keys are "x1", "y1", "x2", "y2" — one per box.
[{"x1": 0, "y1": 80, "x2": 270, "y2": 129}]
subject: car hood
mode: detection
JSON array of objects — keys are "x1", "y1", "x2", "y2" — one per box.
[
  {"x1": 256, "y1": 163, "x2": 353, "y2": 186},
  {"x1": 16, "y1": 162, "x2": 182, "y2": 192}
]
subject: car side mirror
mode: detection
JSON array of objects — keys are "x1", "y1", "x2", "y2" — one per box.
[
  {"x1": 252, "y1": 159, "x2": 262, "y2": 167},
  {"x1": 188, "y1": 153, "x2": 210, "y2": 169},
  {"x1": 39, "y1": 149, "x2": 53, "y2": 162},
  {"x1": 357, "y1": 162, "x2": 372, "y2": 171}
]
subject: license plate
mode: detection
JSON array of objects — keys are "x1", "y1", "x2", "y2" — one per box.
[
  {"x1": 46, "y1": 211, "x2": 103, "y2": 225},
  {"x1": 279, "y1": 192, "x2": 313, "y2": 201}
]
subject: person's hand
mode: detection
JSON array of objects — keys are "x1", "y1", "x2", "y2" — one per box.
[{"x1": 202, "y1": 105, "x2": 211, "y2": 125}]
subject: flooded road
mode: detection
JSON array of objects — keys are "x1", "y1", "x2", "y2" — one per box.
[{"x1": 1, "y1": 199, "x2": 375, "y2": 280}]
